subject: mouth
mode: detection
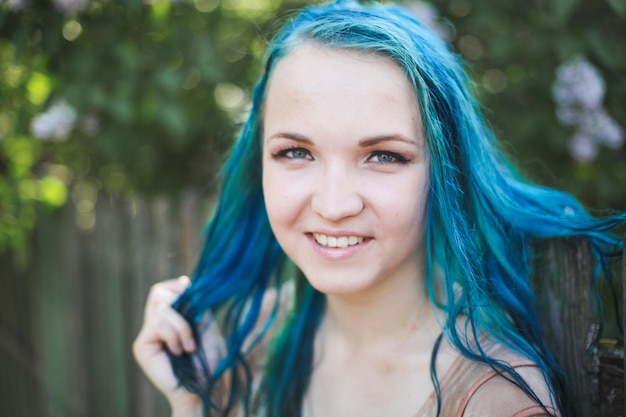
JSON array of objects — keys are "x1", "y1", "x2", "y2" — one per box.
[{"x1": 312, "y1": 232, "x2": 365, "y2": 248}]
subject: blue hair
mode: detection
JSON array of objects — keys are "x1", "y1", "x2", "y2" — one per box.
[{"x1": 170, "y1": 1, "x2": 625, "y2": 416}]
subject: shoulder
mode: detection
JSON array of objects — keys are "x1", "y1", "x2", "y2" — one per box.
[
  {"x1": 461, "y1": 363, "x2": 558, "y2": 417},
  {"x1": 440, "y1": 341, "x2": 559, "y2": 417}
]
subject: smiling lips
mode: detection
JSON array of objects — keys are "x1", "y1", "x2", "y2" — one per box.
[{"x1": 313, "y1": 233, "x2": 365, "y2": 248}]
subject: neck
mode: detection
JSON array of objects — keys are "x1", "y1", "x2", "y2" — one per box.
[{"x1": 320, "y1": 271, "x2": 440, "y2": 355}]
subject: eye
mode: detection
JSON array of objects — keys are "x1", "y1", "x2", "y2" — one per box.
[
  {"x1": 286, "y1": 148, "x2": 311, "y2": 159},
  {"x1": 369, "y1": 151, "x2": 408, "y2": 164},
  {"x1": 273, "y1": 147, "x2": 313, "y2": 160}
]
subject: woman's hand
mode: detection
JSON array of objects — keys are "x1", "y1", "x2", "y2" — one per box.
[{"x1": 133, "y1": 276, "x2": 202, "y2": 415}]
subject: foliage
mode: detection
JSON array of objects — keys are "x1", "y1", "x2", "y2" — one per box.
[
  {"x1": 427, "y1": 0, "x2": 626, "y2": 210},
  {"x1": 0, "y1": 0, "x2": 310, "y2": 257},
  {"x1": 0, "y1": 0, "x2": 625, "y2": 259}
]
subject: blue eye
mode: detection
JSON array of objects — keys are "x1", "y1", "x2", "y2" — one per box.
[
  {"x1": 286, "y1": 148, "x2": 311, "y2": 159},
  {"x1": 273, "y1": 147, "x2": 313, "y2": 160},
  {"x1": 373, "y1": 152, "x2": 396, "y2": 163},
  {"x1": 370, "y1": 151, "x2": 407, "y2": 164}
]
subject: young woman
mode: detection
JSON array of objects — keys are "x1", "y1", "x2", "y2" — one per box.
[{"x1": 133, "y1": 1, "x2": 625, "y2": 416}]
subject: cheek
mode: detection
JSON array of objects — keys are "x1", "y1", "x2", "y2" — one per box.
[
  {"x1": 379, "y1": 173, "x2": 429, "y2": 234},
  {"x1": 262, "y1": 167, "x2": 283, "y2": 226},
  {"x1": 262, "y1": 165, "x2": 305, "y2": 229}
]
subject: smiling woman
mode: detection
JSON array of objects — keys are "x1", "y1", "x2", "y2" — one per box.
[{"x1": 132, "y1": 2, "x2": 626, "y2": 417}]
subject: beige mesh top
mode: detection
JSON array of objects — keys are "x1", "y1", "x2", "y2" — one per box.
[
  {"x1": 247, "y1": 341, "x2": 560, "y2": 417},
  {"x1": 414, "y1": 341, "x2": 560, "y2": 417}
]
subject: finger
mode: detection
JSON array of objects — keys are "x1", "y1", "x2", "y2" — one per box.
[
  {"x1": 146, "y1": 282, "x2": 188, "y2": 315},
  {"x1": 154, "y1": 317, "x2": 187, "y2": 356},
  {"x1": 135, "y1": 312, "x2": 183, "y2": 355},
  {"x1": 160, "y1": 306, "x2": 196, "y2": 353},
  {"x1": 133, "y1": 325, "x2": 165, "y2": 361},
  {"x1": 137, "y1": 304, "x2": 194, "y2": 352},
  {"x1": 162, "y1": 275, "x2": 192, "y2": 293},
  {"x1": 177, "y1": 275, "x2": 191, "y2": 287}
]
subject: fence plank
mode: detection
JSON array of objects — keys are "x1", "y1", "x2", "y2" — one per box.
[
  {"x1": 128, "y1": 197, "x2": 161, "y2": 417},
  {"x1": 622, "y1": 240, "x2": 625, "y2": 417},
  {"x1": 534, "y1": 238, "x2": 598, "y2": 416},
  {"x1": 62, "y1": 200, "x2": 89, "y2": 417},
  {"x1": 534, "y1": 238, "x2": 626, "y2": 417},
  {"x1": 0, "y1": 248, "x2": 44, "y2": 417},
  {"x1": 19, "y1": 194, "x2": 209, "y2": 417}
]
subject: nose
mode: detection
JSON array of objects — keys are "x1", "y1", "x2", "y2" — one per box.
[{"x1": 311, "y1": 164, "x2": 364, "y2": 221}]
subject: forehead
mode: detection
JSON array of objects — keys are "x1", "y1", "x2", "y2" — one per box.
[
  {"x1": 267, "y1": 43, "x2": 415, "y2": 102},
  {"x1": 263, "y1": 43, "x2": 423, "y2": 141}
]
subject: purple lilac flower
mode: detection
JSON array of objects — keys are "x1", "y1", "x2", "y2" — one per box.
[
  {"x1": 31, "y1": 101, "x2": 77, "y2": 141},
  {"x1": 568, "y1": 132, "x2": 597, "y2": 163},
  {"x1": 579, "y1": 109, "x2": 625, "y2": 149},
  {"x1": 552, "y1": 57, "x2": 624, "y2": 162},
  {"x1": 552, "y1": 57, "x2": 605, "y2": 110}
]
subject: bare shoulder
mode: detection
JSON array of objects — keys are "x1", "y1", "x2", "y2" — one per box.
[
  {"x1": 462, "y1": 365, "x2": 559, "y2": 417},
  {"x1": 461, "y1": 343, "x2": 560, "y2": 417}
]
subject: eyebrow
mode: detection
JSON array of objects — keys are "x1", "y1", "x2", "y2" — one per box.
[
  {"x1": 358, "y1": 134, "x2": 418, "y2": 147},
  {"x1": 267, "y1": 132, "x2": 314, "y2": 145},
  {"x1": 267, "y1": 132, "x2": 419, "y2": 147}
]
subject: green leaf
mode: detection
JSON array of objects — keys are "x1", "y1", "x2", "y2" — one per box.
[
  {"x1": 109, "y1": 96, "x2": 135, "y2": 124},
  {"x1": 139, "y1": 92, "x2": 159, "y2": 122},
  {"x1": 5, "y1": 137, "x2": 41, "y2": 178},
  {"x1": 27, "y1": 72, "x2": 52, "y2": 105},
  {"x1": 606, "y1": 0, "x2": 626, "y2": 16},
  {"x1": 151, "y1": 0, "x2": 171, "y2": 23},
  {"x1": 554, "y1": 0, "x2": 580, "y2": 22},
  {"x1": 39, "y1": 176, "x2": 68, "y2": 208},
  {"x1": 155, "y1": 70, "x2": 181, "y2": 94},
  {"x1": 586, "y1": 30, "x2": 626, "y2": 70},
  {"x1": 159, "y1": 104, "x2": 187, "y2": 140}
]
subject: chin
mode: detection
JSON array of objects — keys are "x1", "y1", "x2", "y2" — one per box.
[{"x1": 300, "y1": 270, "x2": 378, "y2": 296}]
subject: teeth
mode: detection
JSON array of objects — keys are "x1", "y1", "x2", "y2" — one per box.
[{"x1": 313, "y1": 233, "x2": 364, "y2": 248}]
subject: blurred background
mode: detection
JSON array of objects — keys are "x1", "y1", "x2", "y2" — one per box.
[{"x1": 0, "y1": 0, "x2": 624, "y2": 416}]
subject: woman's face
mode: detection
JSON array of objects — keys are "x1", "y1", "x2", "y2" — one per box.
[{"x1": 262, "y1": 44, "x2": 429, "y2": 296}]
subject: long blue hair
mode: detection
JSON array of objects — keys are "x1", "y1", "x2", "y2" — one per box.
[{"x1": 170, "y1": 1, "x2": 625, "y2": 416}]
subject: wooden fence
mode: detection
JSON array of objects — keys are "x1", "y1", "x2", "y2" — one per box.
[
  {"x1": 1, "y1": 192, "x2": 211, "y2": 417},
  {"x1": 0, "y1": 194, "x2": 624, "y2": 417},
  {"x1": 534, "y1": 238, "x2": 624, "y2": 416}
]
